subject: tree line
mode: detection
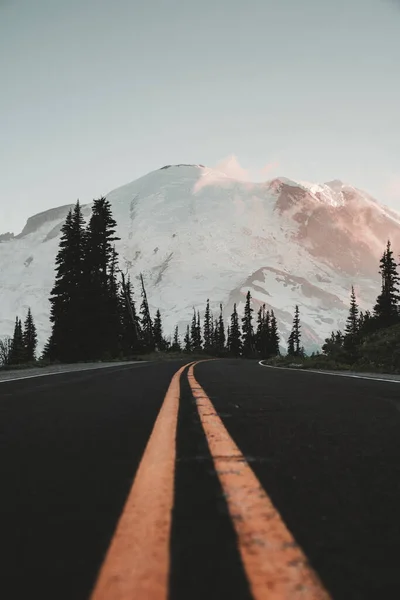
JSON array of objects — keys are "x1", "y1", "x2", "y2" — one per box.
[
  {"x1": 0, "y1": 308, "x2": 37, "y2": 367},
  {"x1": 321, "y1": 240, "x2": 400, "y2": 366},
  {"x1": 0, "y1": 195, "x2": 320, "y2": 367},
  {"x1": 42, "y1": 198, "x2": 283, "y2": 361}
]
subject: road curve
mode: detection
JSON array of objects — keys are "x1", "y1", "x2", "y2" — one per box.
[{"x1": 2, "y1": 359, "x2": 400, "y2": 599}]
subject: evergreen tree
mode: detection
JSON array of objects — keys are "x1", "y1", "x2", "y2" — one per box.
[
  {"x1": 255, "y1": 305, "x2": 265, "y2": 356},
  {"x1": 263, "y1": 310, "x2": 271, "y2": 356},
  {"x1": 106, "y1": 246, "x2": 123, "y2": 358},
  {"x1": 197, "y1": 311, "x2": 202, "y2": 349},
  {"x1": 9, "y1": 317, "x2": 25, "y2": 365},
  {"x1": 288, "y1": 305, "x2": 301, "y2": 356},
  {"x1": 46, "y1": 201, "x2": 86, "y2": 362},
  {"x1": 373, "y1": 240, "x2": 400, "y2": 327},
  {"x1": 216, "y1": 304, "x2": 226, "y2": 355},
  {"x1": 190, "y1": 308, "x2": 202, "y2": 351},
  {"x1": 153, "y1": 309, "x2": 167, "y2": 351},
  {"x1": 229, "y1": 303, "x2": 242, "y2": 357},
  {"x1": 184, "y1": 324, "x2": 192, "y2": 353},
  {"x1": 139, "y1": 273, "x2": 155, "y2": 353},
  {"x1": 81, "y1": 197, "x2": 120, "y2": 360},
  {"x1": 203, "y1": 299, "x2": 212, "y2": 353},
  {"x1": 241, "y1": 291, "x2": 254, "y2": 358},
  {"x1": 210, "y1": 318, "x2": 216, "y2": 353},
  {"x1": 345, "y1": 286, "x2": 359, "y2": 336},
  {"x1": 190, "y1": 309, "x2": 197, "y2": 350},
  {"x1": 23, "y1": 307, "x2": 37, "y2": 362},
  {"x1": 170, "y1": 326, "x2": 181, "y2": 352},
  {"x1": 287, "y1": 330, "x2": 295, "y2": 357},
  {"x1": 119, "y1": 273, "x2": 141, "y2": 357},
  {"x1": 270, "y1": 310, "x2": 280, "y2": 356}
]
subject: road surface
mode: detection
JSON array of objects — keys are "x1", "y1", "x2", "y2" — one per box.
[{"x1": 2, "y1": 359, "x2": 400, "y2": 599}]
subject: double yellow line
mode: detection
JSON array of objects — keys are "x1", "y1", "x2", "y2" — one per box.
[{"x1": 91, "y1": 361, "x2": 330, "y2": 600}]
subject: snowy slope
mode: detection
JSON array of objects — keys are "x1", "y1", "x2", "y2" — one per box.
[{"x1": 1, "y1": 164, "x2": 400, "y2": 353}]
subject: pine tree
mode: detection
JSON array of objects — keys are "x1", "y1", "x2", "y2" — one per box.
[
  {"x1": 9, "y1": 317, "x2": 25, "y2": 365},
  {"x1": 373, "y1": 240, "x2": 400, "y2": 327},
  {"x1": 81, "y1": 197, "x2": 120, "y2": 360},
  {"x1": 190, "y1": 308, "x2": 202, "y2": 351},
  {"x1": 210, "y1": 318, "x2": 216, "y2": 353},
  {"x1": 190, "y1": 309, "x2": 198, "y2": 351},
  {"x1": 287, "y1": 330, "x2": 295, "y2": 357},
  {"x1": 170, "y1": 326, "x2": 181, "y2": 352},
  {"x1": 105, "y1": 246, "x2": 122, "y2": 358},
  {"x1": 153, "y1": 309, "x2": 166, "y2": 351},
  {"x1": 270, "y1": 310, "x2": 280, "y2": 356},
  {"x1": 46, "y1": 201, "x2": 86, "y2": 362},
  {"x1": 229, "y1": 303, "x2": 242, "y2": 357},
  {"x1": 197, "y1": 311, "x2": 202, "y2": 350},
  {"x1": 343, "y1": 285, "x2": 360, "y2": 361},
  {"x1": 184, "y1": 324, "x2": 191, "y2": 353},
  {"x1": 119, "y1": 273, "x2": 141, "y2": 357},
  {"x1": 241, "y1": 291, "x2": 254, "y2": 358},
  {"x1": 255, "y1": 305, "x2": 265, "y2": 356},
  {"x1": 345, "y1": 286, "x2": 359, "y2": 336},
  {"x1": 216, "y1": 304, "x2": 226, "y2": 355},
  {"x1": 139, "y1": 274, "x2": 155, "y2": 353},
  {"x1": 288, "y1": 305, "x2": 301, "y2": 356},
  {"x1": 203, "y1": 299, "x2": 212, "y2": 353},
  {"x1": 263, "y1": 310, "x2": 271, "y2": 356},
  {"x1": 23, "y1": 308, "x2": 37, "y2": 362}
]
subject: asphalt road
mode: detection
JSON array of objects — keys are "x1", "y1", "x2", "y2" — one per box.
[{"x1": 2, "y1": 359, "x2": 400, "y2": 599}]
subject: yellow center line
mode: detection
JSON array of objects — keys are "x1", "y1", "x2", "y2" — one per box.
[
  {"x1": 90, "y1": 362, "x2": 194, "y2": 600},
  {"x1": 187, "y1": 363, "x2": 331, "y2": 600}
]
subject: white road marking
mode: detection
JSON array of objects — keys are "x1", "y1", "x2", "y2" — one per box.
[
  {"x1": 258, "y1": 361, "x2": 400, "y2": 384},
  {"x1": 0, "y1": 362, "x2": 148, "y2": 384}
]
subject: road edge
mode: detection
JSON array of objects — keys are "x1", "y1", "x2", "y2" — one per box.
[{"x1": 258, "y1": 361, "x2": 400, "y2": 384}]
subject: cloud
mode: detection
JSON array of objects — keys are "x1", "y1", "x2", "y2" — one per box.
[
  {"x1": 193, "y1": 155, "x2": 280, "y2": 193},
  {"x1": 260, "y1": 160, "x2": 280, "y2": 177}
]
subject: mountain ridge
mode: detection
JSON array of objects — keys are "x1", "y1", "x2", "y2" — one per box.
[{"x1": 1, "y1": 164, "x2": 399, "y2": 353}]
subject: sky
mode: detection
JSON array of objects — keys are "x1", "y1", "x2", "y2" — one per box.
[{"x1": 1, "y1": 0, "x2": 400, "y2": 233}]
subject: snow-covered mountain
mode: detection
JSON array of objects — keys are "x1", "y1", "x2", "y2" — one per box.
[{"x1": 2, "y1": 163, "x2": 400, "y2": 353}]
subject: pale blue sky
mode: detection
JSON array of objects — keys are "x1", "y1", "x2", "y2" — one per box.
[{"x1": 1, "y1": 0, "x2": 400, "y2": 232}]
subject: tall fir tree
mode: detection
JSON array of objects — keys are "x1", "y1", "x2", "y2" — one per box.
[
  {"x1": 228, "y1": 303, "x2": 242, "y2": 357},
  {"x1": 197, "y1": 311, "x2": 202, "y2": 349},
  {"x1": 203, "y1": 299, "x2": 212, "y2": 353},
  {"x1": 190, "y1": 308, "x2": 202, "y2": 351},
  {"x1": 241, "y1": 291, "x2": 254, "y2": 358},
  {"x1": 373, "y1": 240, "x2": 400, "y2": 327},
  {"x1": 153, "y1": 309, "x2": 166, "y2": 351},
  {"x1": 184, "y1": 324, "x2": 192, "y2": 353},
  {"x1": 139, "y1": 273, "x2": 155, "y2": 353},
  {"x1": 81, "y1": 197, "x2": 120, "y2": 360},
  {"x1": 216, "y1": 304, "x2": 226, "y2": 355},
  {"x1": 9, "y1": 317, "x2": 25, "y2": 365},
  {"x1": 287, "y1": 305, "x2": 301, "y2": 356},
  {"x1": 255, "y1": 305, "x2": 265, "y2": 356},
  {"x1": 171, "y1": 326, "x2": 181, "y2": 352},
  {"x1": 45, "y1": 201, "x2": 86, "y2": 362},
  {"x1": 210, "y1": 318, "x2": 216, "y2": 352},
  {"x1": 287, "y1": 331, "x2": 295, "y2": 356},
  {"x1": 106, "y1": 246, "x2": 123, "y2": 358},
  {"x1": 119, "y1": 273, "x2": 141, "y2": 356},
  {"x1": 23, "y1": 308, "x2": 37, "y2": 362},
  {"x1": 270, "y1": 310, "x2": 280, "y2": 356},
  {"x1": 345, "y1": 286, "x2": 359, "y2": 336}
]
